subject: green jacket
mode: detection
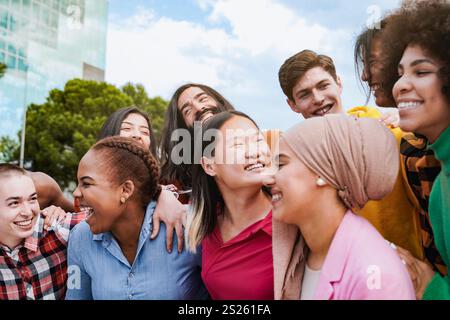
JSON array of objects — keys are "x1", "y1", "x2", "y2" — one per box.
[{"x1": 423, "y1": 125, "x2": 450, "y2": 300}]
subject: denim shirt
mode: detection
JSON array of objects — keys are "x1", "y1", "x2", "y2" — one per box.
[{"x1": 65, "y1": 201, "x2": 208, "y2": 300}]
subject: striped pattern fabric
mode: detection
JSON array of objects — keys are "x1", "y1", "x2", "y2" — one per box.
[{"x1": 400, "y1": 133, "x2": 447, "y2": 275}]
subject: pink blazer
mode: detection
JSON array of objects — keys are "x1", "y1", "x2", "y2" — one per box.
[{"x1": 273, "y1": 211, "x2": 416, "y2": 300}]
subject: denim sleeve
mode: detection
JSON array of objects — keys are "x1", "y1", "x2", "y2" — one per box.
[{"x1": 65, "y1": 224, "x2": 93, "y2": 300}]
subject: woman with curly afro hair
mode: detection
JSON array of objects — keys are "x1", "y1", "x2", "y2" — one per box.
[{"x1": 378, "y1": 0, "x2": 450, "y2": 300}]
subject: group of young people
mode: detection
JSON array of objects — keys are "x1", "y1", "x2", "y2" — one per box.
[{"x1": 0, "y1": 0, "x2": 449, "y2": 300}]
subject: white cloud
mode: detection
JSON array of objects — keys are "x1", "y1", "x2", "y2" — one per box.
[
  {"x1": 105, "y1": 0, "x2": 362, "y2": 130},
  {"x1": 204, "y1": 0, "x2": 348, "y2": 57}
]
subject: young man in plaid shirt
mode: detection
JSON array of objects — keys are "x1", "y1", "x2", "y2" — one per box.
[{"x1": 0, "y1": 164, "x2": 84, "y2": 300}]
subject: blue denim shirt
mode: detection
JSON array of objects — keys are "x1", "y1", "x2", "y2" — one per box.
[{"x1": 65, "y1": 201, "x2": 208, "y2": 300}]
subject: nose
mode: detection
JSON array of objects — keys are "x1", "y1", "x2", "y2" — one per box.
[
  {"x1": 361, "y1": 67, "x2": 369, "y2": 82},
  {"x1": 393, "y1": 74, "x2": 412, "y2": 99},
  {"x1": 130, "y1": 128, "x2": 142, "y2": 141},
  {"x1": 262, "y1": 173, "x2": 276, "y2": 188},
  {"x1": 73, "y1": 185, "x2": 81, "y2": 198},
  {"x1": 20, "y1": 201, "x2": 34, "y2": 217},
  {"x1": 245, "y1": 141, "x2": 262, "y2": 160},
  {"x1": 312, "y1": 89, "x2": 324, "y2": 106},
  {"x1": 192, "y1": 100, "x2": 206, "y2": 113}
]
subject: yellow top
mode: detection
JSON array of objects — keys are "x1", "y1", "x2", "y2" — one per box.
[{"x1": 347, "y1": 106, "x2": 423, "y2": 259}]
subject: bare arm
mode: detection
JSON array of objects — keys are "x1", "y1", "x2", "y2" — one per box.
[
  {"x1": 30, "y1": 171, "x2": 75, "y2": 213},
  {"x1": 151, "y1": 188, "x2": 187, "y2": 253}
]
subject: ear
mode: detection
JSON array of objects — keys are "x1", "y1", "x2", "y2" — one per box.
[
  {"x1": 336, "y1": 76, "x2": 343, "y2": 93},
  {"x1": 287, "y1": 98, "x2": 301, "y2": 114},
  {"x1": 201, "y1": 156, "x2": 216, "y2": 177},
  {"x1": 120, "y1": 180, "x2": 135, "y2": 203}
]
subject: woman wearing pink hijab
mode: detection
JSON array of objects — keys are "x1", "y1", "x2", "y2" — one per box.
[{"x1": 266, "y1": 114, "x2": 415, "y2": 300}]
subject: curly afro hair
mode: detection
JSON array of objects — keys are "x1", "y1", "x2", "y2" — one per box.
[{"x1": 379, "y1": 0, "x2": 450, "y2": 103}]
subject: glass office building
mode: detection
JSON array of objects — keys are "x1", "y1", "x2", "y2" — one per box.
[{"x1": 0, "y1": 0, "x2": 108, "y2": 138}]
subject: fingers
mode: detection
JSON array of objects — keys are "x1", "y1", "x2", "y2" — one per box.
[
  {"x1": 175, "y1": 222, "x2": 184, "y2": 253},
  {"x1": 380, "y1": 112, "x2": 400, "y2": 128},
  {"x1": 166, "y1": 226, "x2": 174, "y2": 253},
  {"x1": 150, "y1": 214, "x2": 161, "y2": 240},
  {"x1": 42, "y1": 206, "x2": 66, "y2": 230},
  {"x1": 164, "y1": 184, "x2": 178, "y2": 192},
  {"x1": 42, "y1": 206, "x2": 57, "y2": 230}
]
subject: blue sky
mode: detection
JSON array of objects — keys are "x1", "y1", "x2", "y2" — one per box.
[{"x1": 106, "y1": 0, "x2": 401, "y2": 131}]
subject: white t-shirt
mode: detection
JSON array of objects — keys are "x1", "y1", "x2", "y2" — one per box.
[{"x1": 300, "y1": 264, "x2": 322, "y2": 300}]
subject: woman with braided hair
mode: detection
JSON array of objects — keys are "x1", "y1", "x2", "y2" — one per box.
[
  {"x1": 98, "y1": 106, "x2": 186, "y2": 254},
  {"x1": 66, "y1": 136, "x2": 208, "y2": 300}
]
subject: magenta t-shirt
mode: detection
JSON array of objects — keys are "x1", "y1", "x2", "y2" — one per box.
[{"x1": 201, "y1": 211, "x2": 274, "y2": 300}]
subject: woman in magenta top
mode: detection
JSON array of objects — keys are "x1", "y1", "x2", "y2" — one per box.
[{"x1": 186, "y1": 111, "x2": 274, "y2": 300}]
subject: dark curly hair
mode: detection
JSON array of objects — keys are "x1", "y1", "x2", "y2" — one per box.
[
  {"x1": 379, "y1": 0, "x2": 450, "y2": 102},
  {"x1": 92, "y1": 136, "x2": 161, "y2": 208}
]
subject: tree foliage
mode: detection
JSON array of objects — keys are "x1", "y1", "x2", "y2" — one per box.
[
  {"x1": 0, "y1": 63, "x2": 6, "y2": 78},
  {"x1": 0, "y1": 136, "x2": 19, "y2": 163},
  {"x1": 21, "y1": 79, "x2": 167, "y2": 188}
]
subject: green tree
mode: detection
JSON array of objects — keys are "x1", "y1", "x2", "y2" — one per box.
[
  {"x1": 121, "y1": 83, "x2": 166, "y2": 142},
  {"x1": 0, "y1": 136, "x2": 19, "y2": 163},
  {"x1": 0, "y1": 63, "x2": 6, "y2": 78},
  {"x1": 23, "y1": 79, "x2": 167, "y2": 189}
]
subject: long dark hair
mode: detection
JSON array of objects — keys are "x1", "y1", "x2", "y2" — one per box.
[
  {"x1": 354, "y1": 17, "x2": 391, "y2": 105},
  {"x1": 159, "y1": 84, "x2": 235, "y2": 188},
  {"x1": 98, "y1": 106, "x2": 158, "y2": 159},
  {"x1": 186, "y1": 110, "x2": 259, "y2": 252}
]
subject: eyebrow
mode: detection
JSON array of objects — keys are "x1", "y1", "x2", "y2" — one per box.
[
  {"x1": 398, "y1": 59, "x2": 437, "y2": 70},
  {"x1": 6, "y1": 192, "x2": 37, "y2": 202},
  {"x1": 180, "y1": 92, "x2": 206, "y2": 113},
  {"x1": 121, "y1": 121, "x2": 149, "y2": 130}
]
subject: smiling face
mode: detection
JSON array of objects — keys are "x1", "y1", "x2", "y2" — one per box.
[
  {"x1": 393, "y1": 45, "x2": 450, "y2": 143},
  {"x1": 0, "y1": 174, "x2": 40, "y2": 249},
  {"x1": 361, "y1": 37, "x2": 395, "y2": 107},
  {"x1": 178, "y1": 86, "x2": 220, "y2": 128},
  {"x1": 119, "y1": 113, "x2": 151, "y2": 151},
  {"x1": 73, "y1": 150, "x2": 127, "y2": 234},
  {"x1": 288, "y1": 66, "x2": 343, "y2": 119},
  {"x1": 268, "y1": 139, "x2": 321, "y2": 224},
  {"x1": 202, "y1": 116, "x2": 272, "y2": 191}
]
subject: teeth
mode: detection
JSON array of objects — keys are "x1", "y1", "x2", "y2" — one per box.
[
  {"x1": 316, "y1": 104, "x2": 332, "y2": 116},
  {"x1": 272, "y1": 194, "x2": 282, "y2": 202},
  {"x1": 245, "y1": 163, "x2": 264, "y2": 172},
  {"x1": 81, "y1": 207, "x2": 95, "y2": 220},
  {"x1": 398, "y1": 101, "x2": 421, "y2": 110},
  {"x1": 15, "y1": 219, "x2": 32, "y2": 227}
]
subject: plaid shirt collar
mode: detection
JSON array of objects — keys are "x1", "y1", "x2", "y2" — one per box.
[{"x1": 23, "y1": 214, "x2": 44, "y2": 252}]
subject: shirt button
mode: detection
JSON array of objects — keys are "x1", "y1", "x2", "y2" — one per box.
[
  {"x1": 128, "y1": 294, "x2": 133, "y2": 300},
  {"x1": 129, "y1": 272, "x2": 134, "y2": 278}
]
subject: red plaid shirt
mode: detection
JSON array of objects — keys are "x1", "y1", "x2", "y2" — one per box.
[{"x1": 0, "y1": 212, "x2": 84, "y2": 300}]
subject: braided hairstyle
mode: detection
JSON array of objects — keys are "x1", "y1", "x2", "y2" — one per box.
[{"x1": 92, "y1": 136, "x2": 161, "y2": 208}]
